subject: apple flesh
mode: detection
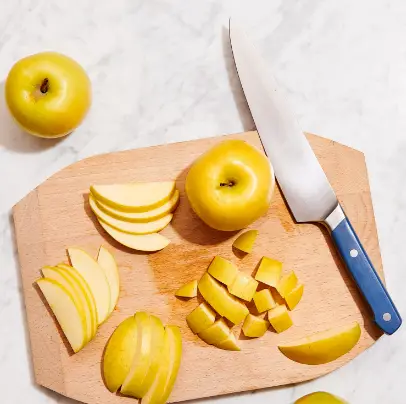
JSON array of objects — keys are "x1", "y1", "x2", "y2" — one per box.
[
  {"x1": 278, "y1": 322, "x2": 361, "y2": 365},
  {"x1": 253, "y1": 289, "x2": 276, "y2": 313},
  {"x1": 276, "y1": 271, "x2": 298, "y2": 298},
  {"x1": 218, "y1": 333, "x2": 240, "y2": 351},
  {"x1": 232, "y1": 230, "x2": 258, "y2": 253},
  {"x1": 198, "y1": 319, "x2": 231, "y2": 345},
  {"x1": 185, "y1": 139, "x2": 274, "y2": 231},
  {"x1": 285, "y1": 284, "x2": 304, "y2": 310},
  {"x1": 268, "y1": 305, "x2": 293, "y2": 333},
  {"x1": 175, "y1": 280, "x2": 198, "y2": 298},
  {"x1": 207, "y1": 256, "x2": 238, "y2": 286},
  {"x1": 90, "y1": 181, "x2": 175, "y2": 212},
  {"x1": 228, "y1": 272, "x2": 258, "y2": 302},
  {"x1": 295, "y1": 392, "x2": 348, "y2": 404},
  {"x1": 6, "y1": 52, "x2": 91, "y2": 138},
  {"x1": 186, "y1": 303, "x2": 216, "y2": 334},
  {"x1": 255, "y1": 256, "x2": 282, "y2": 287}
]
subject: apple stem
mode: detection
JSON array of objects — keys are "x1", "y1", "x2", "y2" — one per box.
[{"x1": 40, "y1": 78, "x2": 49, "y2": 94}]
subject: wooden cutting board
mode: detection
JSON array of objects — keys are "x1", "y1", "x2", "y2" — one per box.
[{"x1": 13, "y1": 131, "x2": 383, "y2": 404}]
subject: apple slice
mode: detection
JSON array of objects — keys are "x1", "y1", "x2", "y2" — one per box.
[
  {"x1": 67, "y1": 248, "x2": 111, "y2": 325},
  {"x1": 242, "y1": 314, "x2": 270, "y2": 338},
  {"x1": 41, "y1": 266, "x2": 91, "y2": 343},
  {"x1": 232, "y1": 230, "x2": 258, "y2": 253},
  {"x1": 255, "y1": 256, "x2": 282, "y2": 287},
  {"x1": 253, "y1": 289, "x2": 276, "y2": 313},
  {"x1": 285, "y1": 284, "x2": 304, "y2": 310},
  {"x1": 207, "y1": 256, "x2": 238, "y2": 286},
  {"x1": 103, "y1": 316, "x2": 138, "y2": 392},
  {"x1": 278, "y1": 322, "x2": 361, "y2": 365},
  {"x1": 37, "y1": 278, "x2": 87, "y2": 353},
  {"x1": 268, "y1": 305, "x2": 293, "y2": 333},
  {"x1": 90, "y1": 181, "x2": 176, "y2": 212},
  {"x1": 228, "y1": 272, "x2": 258, "y2": 302},
  {"x1": 90, "y1": 195, "x2": 173, "y2": 234},
  {"x1": 198, "y1": 318, "x2": 230, "y2": 345},
  {"x1": 175, "y1": 280, "x2": 197, "y2": 298},
  {"x1": 98, "y1": 219, "x2": 170, "y2": 252},
  {"x1": 218, "y1": 332, "x2": 240, "y2": 351},
  {"x1": 276, "y1": 271, "x2": 298, "y2": 298},
  {"x1": 142, "y1": 325, "x2": 182, "y2": 404},
  {"x1": 97, "y1": 246, "x2": 120, "y2": 315},
  {"x1": 186, "y1": 302, "x2": 216, "y2": 334},
  {"x1": 198, "y1": 273, "x2": 249, "y2": 325},
  {"x1": 95, "y1": 190, "x2": 180, "y2": 223},
  {"x1": 57, "y1": 263, "x2": 98, "y2": 335}
]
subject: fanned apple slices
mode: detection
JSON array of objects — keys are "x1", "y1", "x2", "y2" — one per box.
[
  {"x1": 36, "y1": 245, "x2": 120, "y2": 353},
  {"x1": 89, "y1": 181, "x2": 179, "y2": 252}
]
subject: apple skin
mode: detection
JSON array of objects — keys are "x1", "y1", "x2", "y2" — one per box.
[
  {"x1": 5, "y1": 52, "x2": 91, "y2": 138},
  {"x1": 185, "y1": 140, "x2": 274, "y2": 231},
  {"x1": 295, "y1": 392, "x2": 348, "y2": 404}
]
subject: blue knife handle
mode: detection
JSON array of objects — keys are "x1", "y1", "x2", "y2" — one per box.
[{"x1": 327, "y1": 206, "x2": 401, "y2": 334}]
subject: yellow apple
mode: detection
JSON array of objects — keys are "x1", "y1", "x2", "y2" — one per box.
[
  {"x1": 285, "y1": 284, "x2": 304, "y2": 310},
  {"x1": 36, "y1": 278, "x2": 87, "y2": 353},
  {"x1": 67, "y1": 248, "x2": 111, "y2": 325},
  {"x1": 95, "y1": 190, "x2": 180, "y2": 223},
  {"x1": 255, "y1": 256, "x2": 282, "y2": 287},
  {"x1": 276, "y1": 271, "x2": 298, "y2": 298},
  {"x1": 98, "y1": 219, "x2": 170, "y2": 251},
  {"x1": 268, "y1": 305, "x2": 293, "y2": 333},
  {"x1": 97, "y1": 246, "x2": 120, "y2": 315},
  {"x1": 89, "y1": 194, "x2": 173, "y2": 234},
  {"x1": 228, "y1": 272, "x2": 258, "y2": 302},
  {"x1": 175, "y1": 280, "x2": 198, "y2": 298},
  {"x1": 57, "y1": 263, "x2": 98, "y2": 334},
  {"x1": 186, "y1": 302, "x2": 216, "y2": 334},
  {"x1": 185, "y1": 140, "x2": 274, "y2": 231},
  {"x1": 278, "y1": 322, "x2": 361, "y2": 365},
  {"x1": 198, "y1": 273, "x2": 249, "y2": 325},
  {"x1": 295, "y1": 392, "x2": 348, "y2": 404},
  {"x1": 207, "y1": 256, "x2": 238, "y2": 286},
  {"x1": 41, "y1": 266, "x2": 91, "y2": 343},
  {"x1": 198, "y1": 318, "x2": 231, "y2": 345},
  {"x1": 90, "y1": 181, "x2": 175, "y2": 212},
  {"x1": 103, "y1": 316, "x2": 138, "y2": 392},
  {"x1": 218, "y1": 333, "x2": 240, "y2": 351},
  {"x1": 242, "y1": 314, "x2": 270, "y2": 338},
  {"x1": 232, "y1": 230, "x2": 258, "y2": 253},
  {"x1": 253, "y1": 289, "x2": 276, "y2": 313},
  {"x1": 5, "y1": 52, "x2": 91, "y2": 138}
]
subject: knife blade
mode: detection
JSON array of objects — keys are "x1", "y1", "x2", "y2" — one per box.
[{"x1": 229, "y1": 20, "x2": 401, "y2": 335}]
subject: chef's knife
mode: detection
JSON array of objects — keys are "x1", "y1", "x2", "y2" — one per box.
[{"x1": 229, "y1": 20, "x2": 401, "y2": 335}]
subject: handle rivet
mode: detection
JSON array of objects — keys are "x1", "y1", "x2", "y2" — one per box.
[
  {"x1": 350, "y1": 249, "x2": 358, "y2": 258},
  {"x1": 383, "y1": 313, "x2": 392, "y2": 322}
]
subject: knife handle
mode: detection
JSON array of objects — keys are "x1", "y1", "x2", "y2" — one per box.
[{"x1": 325, "y1": 205, "x2": 402, "y2": 335}]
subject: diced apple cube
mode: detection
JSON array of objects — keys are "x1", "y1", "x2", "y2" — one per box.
[
  {"x1": 198, "y1": 318, "x2": 230, "y2": 344},
  {"x1": 186, "y1": 302, "x2": 216, "y2": 334},
  {"x1": 276, "y1": 271, "x2": 298, "y2": 298},
  {"x1": 255, "y1": 257, "x2": 282, "y2": 287},
  {"x1": 218, "y1": 333, "x2": 240, "y2": 351},
  {"x1": 232, "y1": 230, "x2": 258, "y2": 253},
  {"x1": 285, "y1": 284, "x2": 304, "y2": 310},
  {"x1": 207, "y1": 256, "x2": 238, "y2": 286},
  {"x1": 228, "y1": 272, "x2": 258, "y2": 302},
  {"x1": 268, "y1": 305, "x2": 293, "y2": 333},
  {"x1": 253, "y1": 289, "x2": 276, "y2": 313},
  {"x1": 242, "y1": 314, "x2": 270, "y2": 338}
]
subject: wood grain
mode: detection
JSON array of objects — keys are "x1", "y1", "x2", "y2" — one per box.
[{"x1": 13, "y1": 131, "x2": 383, "y2": 404}]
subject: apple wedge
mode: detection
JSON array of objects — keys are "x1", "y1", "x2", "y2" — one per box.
[
  {"x1": 142, "y1": 325, "x2": 182, "y2": 404},
  {"x1": 90, "y1": 181, "x2": 176, "y2": 212},
  {"x1": 41, "y1": 266, "x2": 91, "y2": 343},
  {"x1": 198, "y1": 273, "x2": 249, "y2": 325},
  {"x1": 57, "y1": 263, "x2": 98, "y2": 335},
  {"x1": 95, "y1": 190, "x2": 180, "y2": 223},
  {"x1": 255, "y1": 256, "x2": 282, "y2": 287},
  {"x1": 67, "y1": 248, "x2": 111, "y2": 325},
  {"x1": 276, "y1": 271, "x2": 298, "y2": 298},
  {"x1": 186, "y1": 302, "x2": 216, "y2": 334},
  {"x1": 233, "y1": 230, "x2": 258, "y2": 253},
  {"x1": 242, "y1": 314, "x2": 269, "y2": 338},
  {"x1": 103, "y1": 316, "x2": 138, "y2": 392},
  {"x1": 97, "y1": 246, "x2": 120, "y2": 315},
  {"x1": 175, "y1": 280, "x2": 197, "y2": 298},
  {"x1": 37, "y1": 278, "x2": 87, "y2": 353},
  {"x1": 228, "y1": 272, "x2": 258, "y2": 302},
  {"x1": 285, "y1": 284, "x2": 304, "y2": 310},
  {"x1": 218, "y1": 333, "x2": 240, "y2": 351},
  {"x1": 98, "y1": 219, "x2": 170, "y2": 252},
  {"x1": 89, "y1": 195, "x2": 173, "y2": 235},
  {"x1": 278, "y1": 322, "x2": 361, "y2": 365},
  {"x1": 207, "y1": 256, "x2": 238, "y2": 286}
]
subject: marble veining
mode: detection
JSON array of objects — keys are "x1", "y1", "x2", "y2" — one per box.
[{"x1": 1, "y1": 0, "x2": 406, "y2": 403}]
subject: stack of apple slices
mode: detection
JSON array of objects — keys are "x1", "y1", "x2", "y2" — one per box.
[
  {"x1": 88, "y1": 181, "x2": 179, "y2": 252},
  {"x1": 103, "y1": 312, "x2": 182, "y2": 402},
  {"x1": 36, "y1": 246, "x2": 119, "y2": 353}
]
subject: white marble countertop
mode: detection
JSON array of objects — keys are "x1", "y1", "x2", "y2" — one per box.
[{"x1": 1, "y1": 1, "x2": 405, "y2": 403}]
